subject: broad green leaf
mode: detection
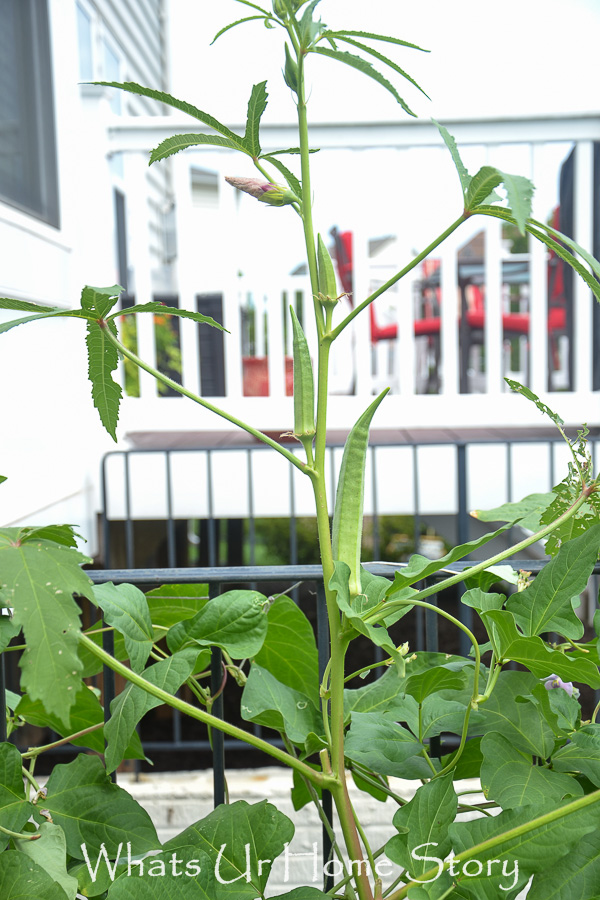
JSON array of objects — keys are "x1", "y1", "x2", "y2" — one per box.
[
  {"x1": 105, "y1": 846, "x2": 217, "y2": 899},
  {"x1": 385, "y1": 523, "x2": 510, "y2": 596},
  {"x1": 461, "y1": 588, "x2": 506, "y2": 613},
  {"x1": 81, "y1": 284, "x2": 122, "y2": 319},
  {"x1": 552, "y1": 725, "x2": 600, "y2": 787},
  {"x1": 481, "y1": 732, "x2": 582, "y2": 808},
  {"x1": 3, "y1": 689, "x2": 20, "y2": 712},
  {"x1": 243, "y1": 81, "x2": 268, "y2": 157},
  {"x1": 0, "y1": 531, "x2": 93, "y2": 725},
  {"x1": 433, "y1": 120, "x2": 471, "y2": 196},
  {"x1": 329, "y1": 35, "x2": 430, "y2": 98},
  {"x1": 253, "y1": 596, "x2": 319, "y2": 700},
  {"x1": 15, "y1": 822, "x2": 78, "y2": 899},
  {"x1": 440, "y1": 736, "x2": 484, "y2": 779},
  {"x1": 351, "y1": 767, "x2": 389, "y2": 803},
  {"x1": 0, "y1": 612, "x2": 20, "y2": 652},
  {"x1": 344, "y1": 667, "x2": 410, "y2": 721},
  {"x1": 330, "y1": 562, "x2": 414, "y2": 672},
  {"x1": 403, "y1": 665, "x2": 468, "y2": 702},
  {"x1": 471, "y1": 492, "x2": 555, "y2": 531},
  {"x1": 465, "y1": 166, "x2": 503, "y2": 210},
  {"x1": 109, "y1": 303, "x2": 225, "y2": 331},
  {"x1": 86, "y1": 320, "x2": 122, "y2": 442},
  {"x1": 240, "y1": 664, "x2": 322, "y2": 745},
  {"x1": 93, "y1": 583, "x2": 153, "y2": 673},
  {"x1": 104, "y1": 648, "x2": 197, "y2": 772},
  {"x1": 163, "y1": 800, "x2": 294, "y2": 899},
  {"x1": 506, "y1": 524, "x2": 600, "y2": 639},
  {"x1": 16, "y1": 524, "x2": 82, "y2": 548},
  {"x1": 149, "y1": 132, "x2": 243, "y2": 163},
  {"x1": 483, "y1": 609, "x2": 600, "y2": 687},
  {"x1": 386, "y1": 773, "x2": 457, "y2": 875},
  {"x1": 0, "y1": 743, "x2": 34, "y2": 849},
  {"x1": 499, "y1": 171, "x2": 534, "y2": 235},
  {"x1": 270, "y1": 890, "x2": 331, "y2": 900},
  {"x1": 145, "y1": 583, "x2": 209, "y2": 628},
  {"x1": 527, "y1": 828, "x2": 600, "y2": 900},
  {"x1": 344, "y1": 711, "x2": 424, "y2": 776},
  {"x1": 0, "y1": 852, "x2": 72, "y2": 900},
  {"x1": 312, "y1": 47, "x2": 416, "y2": 116},
  {"x1": 463, "y1": 564, "x2": 519, "y2": 593},
  {"x1": 166, "y1": 590, "x2": 268, "y2": 658},
  {"x1": 43, "y1": 754, "x2": 159, "y2": 858},
  {"x1": 449, "y1": 800, "x2": 600, "y2": 898},
  {"x1": 211, "y1": 15, "x2": 266, "y2": 46},
  {"x1": 261, "y1": 155, "x2": 301, "y2": 197},
  {"x1": 94, "y1": 82, "x2": 247, "y2": 151},
  {"x1": 475, "y1": 670, "x2": 557, "y2": 758},
  {"x1": 403, "y1": 694, "x2": 481, "y2": 742}
]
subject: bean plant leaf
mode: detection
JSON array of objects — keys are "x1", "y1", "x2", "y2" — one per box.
[
  {"x1": 15, "y1": 822, "x2": 79, "y2": 899},
  {"x1": 505, "y1": 524, "x2": 600, "y2": 639},
  {"x1": 433, "y1": 120, "x2": 471, "y2": 196},
  {"x1": 552, "y1": 725, "x2": 600, "y2": 787},
  {"x1": 93, "y1": 82, "x2": 248, "y2": 153},
  {"x1": 144, "y1": 583, "x2": 209, "y2": 628},
  {"x1": 475, "y1": 670, "x2": 558, "y2": 758},
  {"x1": 472, "y1": 492, "x2": 555, "y2": 531},
  {"x1": 385, "y1": 773, "x2": 457, "y2": 875},
  {"x1": 0, "y1": 743, "x2": 34, "y2": 850},
  {"x1": 526, "y1": 828, "x2": 600, "y2": 900},
  {"x1": 253, "y1": 596, "x2": 319, "y2": 700},
  {"x1": 86, "y1": 320, "x2": 122, "y2": 442},
  {"x1": 106, "y1": 847, "x2": 217, "y2": 899},
  {"x1": 108, "y1": 302, "x2": 225, "y2": 330},
  {"x1": 270, "y1": 890, "x2": 331, "y2": 900},
  {"x1": 243, "y1": 81, "x2": 268, "y2": 157},
  {"x1": 403, "y1": 665, "x2": 468, "y2": 703},
  {"x1": 482, "y1": 610, "x2": 600, "y2": 687},
  {"x1": 104, "y1": 648, "x2": 198, "y2": 773},
  {"x1": 166, "y1": 590, "x2": 268, "y2": 658},
  {"x1": 0, "y1": 530, "x2": 93, "y2": 725},
  {"x1": 312, "y1": 47, "x2": 416, "y2": 115},
  {"x1": 481, "y1": 733, "x2": 582, "y2": 809},
  {"x1": 43, "y1": 754, "x2": 160, "y2": 858},
  {"x1": 344, "y1": 711, "x2": 424, "y2": 776},
  {"x1": 149, "y1": 133, "x2": 244, "y2": 163},
  {"x1": 344, "y1": 667, "x2": 410, "y2": 722},
  {"x1": 0, "y1": 852, "x2": 73, "y2": 900},
  {"x1": 240, "y1": 664, "x2": 322, "y2": 745},
  {"x1": 163, "y1": 800, "x2": 294, "y2": 899},
  {"x1": 93, "y1": 583, "x2": 154, "y2": 673}
]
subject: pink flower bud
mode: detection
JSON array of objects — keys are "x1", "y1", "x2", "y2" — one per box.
[{"x1": 225, "y1": 176, "x2": 298, "y2": 207}]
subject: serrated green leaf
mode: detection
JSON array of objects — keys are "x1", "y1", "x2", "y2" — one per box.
[
  {"x1": 0, "y1": 852, "x2": 72, "y2": 900},
  {"x1": 93, "y1": 583, "x2": 154, "y2": 673},
  {"x1": 163, "y1": 799, "x2": 294, "y2": 899},
  {"x1": 149, "y1": 132, "x2": 243, "y2": 163},
  {"x1": 329, "y1": 35, "x2": 430, "y2": 98},
  {"x1": 0, "y1": 532, "x2": 93, "y2": 725},
  {"x1": 15, "y1": 822, "x2": 79, "y2": 899},
  {"x1": 261, "y1": 155, "x2": 301, "y2": 197},
  {"x1": 104, "y1": 648, "x2": 197, "y2": 772},
  {"x1": 86, "y1": 320, "x2": 122, "y2": 442},
  {"x1": 166, "y1": 590, "x2": 268, "y2": 658},
  {"x1": 254, "y1": 596, "x2": 319, "y2": 700},
  {"x1": 211, "y1": 14, "x2": 266, "y2": 45},
  {"x1": 386, "y1": 773, "x2": 457, "y2": 875},
  {"x1": 109, "y1": 302, "x2": 226, "y2": 331},
  {"x1": 262, "y1": 146, "x2": 318, "y2": 157},
  {"x1": 94, "y1": 82, "x2": 247, "y2": 151},
  {"x1": 505, "y1": 524, "x2": 600, "y2": 639},
  {"x1": 324, "y1": 30, "x2": 428, "y2": 52},
  {"x1": 433, "y1": 120, "x2": 471, "y2": 196},
  {"x1": 0, "y1": 311, "x2": 67, "y2": 334},
  {"x1": 472, "y1": 492, "x2": 555, "y2": 531},
  {"x1": 81, "y1": 285, "x2": 122, "y2": 318},
  {"x1": 481, "y1": 732, "x2": 582, "y2": 808},
  {"x1": 499, "y1": 171, "x2": 534, "y2": 235},
  {"x1": 0, "y1": 743, "x2": 34, "y2": 850},
  {"x1": 465, "y1": 166, "x2": 503, "y2": 211},
  {"x1": 43, "y1": 754, "x2": 159, "y2": 858},
  {"x1": 17, "y1": 524, "x2": 83, "y2": 548},
  {"x1": 505, "y1": 379, "x2": 564, "y2": 426},
  {"x1": 243, "y1": 81, "x2": 268, "y2": 157},
  {"x1": 312, "y1": 47, "x2": 416, "y2": 115},
  {"x1": 0, "y1": 297, "x2": 62, "y2": 313},
  {"x1": 241, "y1": 664, "x2": 322, "y2": 745},
  {"x1": 344, "y1": 712, "x2": 424, "y2": 776}
]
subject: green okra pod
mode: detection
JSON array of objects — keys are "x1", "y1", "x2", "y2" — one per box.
[
  {"x1": 317, "y1": 233, "x2": 338, "y2": 300},
  {"x1": 290, "y1": 306, "x2": 315, "y2": 445},
  {"x1": 283, "y1": 43, "x2": 299, "y2": 94},
  {"x1": 332, "y1": 388, "x2": 390, "y2": 596}
]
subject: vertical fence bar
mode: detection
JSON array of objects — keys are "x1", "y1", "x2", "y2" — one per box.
[
  {"x1": 211, "y1": 583, "x2": 226, "y2": 808},
  {"x1": 101, "y1": 455, "x2": 111, "y2": 568},
  {"x1": 0, "y1": 649, "x2": 7, "y2": 743},
  {"x1": 207, "y1": 451, "x2": 216, "y2": 567},
  {"x1": 413, "y1": 445, "x2": 423, "y2": 649},
  {"x1": 124, "y1": 452, "x2": 134, "y2": 569},
  {"x1": 456, "y1": 444, "x2": 472, "y2": 657},
  {"x1": 316, "y1": 581, "x2": 334, "y2": 893},
  {"x1": 165, "y1": 451, "x2": 176, "y2": 567}
]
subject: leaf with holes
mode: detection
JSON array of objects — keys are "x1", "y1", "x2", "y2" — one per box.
[
  {"x1": 434, "y1": 120, "x2": 471, "y2": 196},
  {"x1": 0, "y1": 529, "x2": 93, "y2": 726},
  {"x1": 86, "y1": 320, "x2": 122, "y2": 442}
]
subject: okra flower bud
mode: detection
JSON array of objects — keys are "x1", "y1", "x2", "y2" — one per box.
[{"x1": 225, "y1": 176, "x2": 298, "y2": 207}]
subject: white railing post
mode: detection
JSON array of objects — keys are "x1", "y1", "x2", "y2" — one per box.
[
  {"x1": 440, "y1": 235, "x2": 459, "y2": 395},
  {"x1": 267, "y1": 285, "x2": 286, "y2": 398},
  {"x1": 574, "y1": 140, "x2": 594, "y2": 393},
  {"x1": 529, "y1": 142, "x2": 548, "y2": 396},
  {"x1": 483, "y1": 216, "x2": 503, "y2": 394},
  {"x1": 396, "y1": 273, "x2": 415, "y2": 396},
  {"x1": 352, "y1": 226, "x2": 373, "y2": 395},
  {"x1": 172, "y1": 154, "x2": 201, "y2": 397},
  {"x1": 123, "y1": 151, "x2": 157, "y2": 398}
]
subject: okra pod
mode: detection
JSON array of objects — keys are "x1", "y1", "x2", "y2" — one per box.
[
  {"x1": 317, "y1": 233, "x2": 338, "y2": 300},
  {"x1": 290, "y1": 306, "x2": 315, "y2": 444},
  {"x1": 331, "y1": 388, "x2": 390, "y2": 596}
]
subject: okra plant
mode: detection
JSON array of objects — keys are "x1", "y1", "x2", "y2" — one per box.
[{"x1": 2, "y1": 1, "x2": 600, "y2": 898}]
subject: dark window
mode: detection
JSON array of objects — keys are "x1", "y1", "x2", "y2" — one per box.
[{"x1": 0, "y1": 0, "x2": 59, "y2": 226}]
